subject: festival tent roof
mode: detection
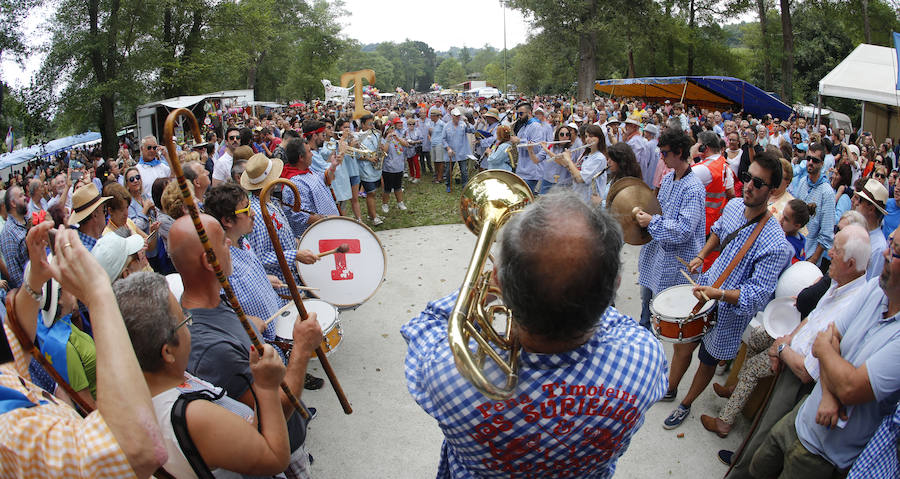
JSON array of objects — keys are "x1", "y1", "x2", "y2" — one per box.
[
  {"x1": 594, "y1": 76, "x2": 793, "y2": 119},
  {"x1": 0, "y1": 146, "x2": 41, "y2": 170},
  {"x1": 41, "y1": 132, "x2": 101, "y2": 156},
  {"x1": 819, "y1": 43, "x2": 900, "y2": 106}
]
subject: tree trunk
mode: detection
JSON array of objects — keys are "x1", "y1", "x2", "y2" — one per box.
[
  {"x1": 779, "y1": 0, "x2": 793, "y2": 104},
  {"x1": 161, "y1": 7, "x2": 174, "y2": 97},
  {"x1": 247, "y1": 50, "x2": 266, "y2": 90},
  {"x1": 99, "y1": 93, "x2": 118, "y2": 157},
  {"x1": 665, "y1": 1, "x2": 674, "y2": 70},
  {"x1": 577, "y1": 30, "x2": 598, "y2": 101},
  {"x1": 627, "y1": 46, "x2": 636, "y2": 78},
  {"x1": 862, "y1": 0, "x2": 871, "y2": 44},
  {"x1": 687, "y1": 0, "x2": 696, "y2": 75},
  {"x1": 757, "y1": 0, "x2": 772, "y2": 90}
]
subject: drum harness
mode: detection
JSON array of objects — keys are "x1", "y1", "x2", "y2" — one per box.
[{"x1": 690, "y1": 210, "x2": 772, "y2": 316}]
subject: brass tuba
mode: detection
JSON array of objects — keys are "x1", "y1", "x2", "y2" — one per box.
[{"x1": 448, "y1": 170, "x2": 534, "y2": 400}]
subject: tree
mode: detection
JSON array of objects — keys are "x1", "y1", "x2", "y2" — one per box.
[
  {"x1": 0, "y1": 0, "x2": 43, "y2": 127},
  {"x1": 435, "y1": 57, "x2": 466, "y2": 87},
  {"x1": 779, "y1": 0, "x2": 793, "y2": 103},
  {"x1": 459, "y1": 46, "x2": 471, "y2": 72},
  {"x1": 483, "y1": 63, "x2": 505, "y2": 89}
]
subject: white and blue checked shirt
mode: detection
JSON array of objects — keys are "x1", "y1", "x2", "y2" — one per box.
[
  {"x1": 700, "y1": 198, "x2": 792, "y2": 360},
  {"x1": 0, "y1": 217, "x2": 27, "y2": 289},
  {"x1": 638, "y1": 169, "x2": 706, "y2": 295},
  {"x1": 247, "y1": 194, "x2": 300, "y2": 291},
  {"x1": 847, "y1": 401, "x2": 900, "y2": 478},
  {"x1": 282, "y1": 171, "x2": 339, "y2": 237},
  {"x1": 402, "y1": 291, "x2": 668, "y2": 479},
  {"x1": 793, "y1": 176, "x2": 835, "y2": 260},
  {"x1": 229, "y1": 239, "x2": 285, "y2": 341}
]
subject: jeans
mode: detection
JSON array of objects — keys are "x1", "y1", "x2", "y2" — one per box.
[
  {"x1": 524, "y1": 179, "x2": 540, "y2": 194},
  {"x1": 640, "y1": 286, "x2": 653, "y2": 331},
  {"x1": 445, "y1": 159, "x2": 469, "y2": 187},
  {"x1": 539, "y1": 181, "x2": 570, "y2": 194}
]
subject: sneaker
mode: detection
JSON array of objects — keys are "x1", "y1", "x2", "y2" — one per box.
[
  {"x1": 411, "y1": 178, "x2": 419, "y2": 184},
  {"x1": 381, "y1": 203, "x2": 389, "y2": 214},
  {"x1": 660, "y1": 389, "x2": 677, "y2": 402},
  {"x1": 663, "y1": 404, "x2": 690, "y2": 430},
  {"x1": 372, "y1": 216, "x2": 384, "y2": 226},
  {"x1": 307, "y1": 407, "x2": 318, "y2": 421},
  {"x1": 717, "y1": 450, "x2": 734, "y2": 466},
  {"x1": 398, "y1": 202, "x2": 408, "y2": 211},
  {"x1": 304, "y1": 373, "x2": 324, "y2": 390},
  {"x1": 359, "y1": 191, "x2": 367, "y2": 198},
  {"x1": 716, "y1": 361, "x2": 729, "y2": 376},
  {"x1": 354, "y1": 217, "x2": 363, "y2": 223}
]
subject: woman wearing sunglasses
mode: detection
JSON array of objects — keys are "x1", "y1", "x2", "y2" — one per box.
[
  {"x1": 537, "y1": 124, "x2": 582, "y2": 194},
  {"x1": 124, "y1": 167, "x2": 155, "y2": 234}
]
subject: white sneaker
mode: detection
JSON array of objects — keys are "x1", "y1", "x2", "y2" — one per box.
[
  {"x1": 398, "y1": 202, "x2": 408, "y2": 211},
  {"x1": 411, "y1": 178, "x2": 419, "y2": 184},
  {"x1": 381, "y1": 203, "x2": 389, "y2": 214},
  {"x1": 372, "y1": 216, "x2": 384, "y2": 226}
]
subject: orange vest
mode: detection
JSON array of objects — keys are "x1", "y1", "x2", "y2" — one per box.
[{"x1": 699, "y1": 155, "x2": 729, "y2": 235}]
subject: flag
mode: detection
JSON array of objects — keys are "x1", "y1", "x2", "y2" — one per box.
[
  {"x1": 894, "y1": 31, "x2": 900, "y2": 90},
  {"x1": 4, "y1": 127, "x2": 12, "y2": 152}
]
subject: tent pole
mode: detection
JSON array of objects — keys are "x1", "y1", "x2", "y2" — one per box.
[
  {"x1": 861, "y1": 101, "x2": 867, "y2": 134},
  {"x1": 816, "y1": 93, "x2": 822, "y2": 128},
  {"x1": 679, "y1": 81, "x2": 688, "y2": 104}
]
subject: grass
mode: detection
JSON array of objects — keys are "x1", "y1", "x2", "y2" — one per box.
[{"x1": 337, "y1": 168, "x2": 471, "y2": 231}]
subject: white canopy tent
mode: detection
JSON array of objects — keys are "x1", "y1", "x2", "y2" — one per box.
[{"x1": 819, "y1": 43, "x2": 900, "y2": 139}]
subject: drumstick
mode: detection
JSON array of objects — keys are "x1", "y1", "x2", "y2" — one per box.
[
  {"x1": 297, "y1": 285, "x2": 319, "y2": 291},
  {"x1": 679, "y1": 269, "x2": 711, "y2": 302},
  {"x1": 676, "y1": 256, "x2": 690, "y2": 268},
  {"x1": 318, "y1": 243, "x2": 350, "y2": 258}
]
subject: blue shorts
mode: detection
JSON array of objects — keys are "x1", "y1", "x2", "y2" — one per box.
[
  {"x1": 349, "y1": 175, "x2": 360, "y2": 186},
  {"x1": 361, "y1": 180, "x2": 380, "y2": 193},
  {"x1": 697, "y1": 341, "x2": 720, "y2": 366}
]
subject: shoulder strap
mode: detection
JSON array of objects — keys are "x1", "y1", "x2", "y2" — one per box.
[
  {"x1": 170, "y1": 390, "x2": 220, "y2": 479},
  {"x1": 691, "y1": 212, "x2": 772, "y2": 315}
]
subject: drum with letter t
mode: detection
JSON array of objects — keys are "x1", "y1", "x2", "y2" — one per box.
[
  {"x1": 272, "y1": 299, "x2": 343, "y2": 359},
  {"x1": 297, "y1": 216, "x2": 386, "y2": 308},
  {"x1": 650, "y1": 284, "x2": 717, "y2": 342}
]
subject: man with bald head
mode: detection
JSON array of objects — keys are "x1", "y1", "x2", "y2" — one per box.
[
  {"x1": 169, "y1": 214, "x2": 323, "y2": 475},
  {"x1": 402, "y1": 189, "x2": 667, "y2": 477}
]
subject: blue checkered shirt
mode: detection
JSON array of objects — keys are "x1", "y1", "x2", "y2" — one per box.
[
  {"x1": 76, "y1": 230, "x2": 97, "y2": 252},
  {"x1": 0, "y1": 217, "x2": 27, "y2": 288},
  {"x1": 793, "y1": 177, "x2": 835, "y2": 258},
  {"x1": 847, "y1": 401, "x2": 900, "y2": 478},
  {"x1": 228, "y1": 240, "x2": 286, "y2": 341},
  {"x1": 246, "y1": 194, "x2": 299, "y2": 292},
  {"x1": 282, "y1": 171, "x2": 339, "y2": 237},
  {"x1": 402, "y1": 291, "x2": 669, "y2": 479},
  {"x1": 638, "y1": 169, "x2": 706, "y2": 295},
  {"x1": 700, "y1": 198, "x2": 792, "y2": 359}
]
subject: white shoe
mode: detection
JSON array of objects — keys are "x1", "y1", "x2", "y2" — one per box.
[
  {"x1": 372, "y1": 216, "x2": 384, "y2": 226},
  {"x1": 381, "y1": 204, "x2": 389, "y2": 214},
  {"x1": 398, "y1": 202, "x2": 408, "y2": 211},
  {"x1": 411, "y1": 178, "x2": 419, "y2": 184}
]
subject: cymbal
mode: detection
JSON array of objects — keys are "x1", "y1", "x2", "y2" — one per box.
[{"x1": 606, "y1": 177, "x2": 661, "y2": 245}]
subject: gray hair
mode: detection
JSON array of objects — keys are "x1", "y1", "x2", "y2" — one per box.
[
  {"x1": 497, "y1": 189, "x2": 623, "y2": 341},
  {"x1": 113, "y1": 272, "x2": 179, "y2": 372},
  {"x1": 698, "y1": 131, "x2": 721, "y2": 152},
  {"x1": 840, "y1": 210, "x2": 867, "y2": 230},
  {"x1": 838, "y1": 224, "x2": 871, "y2": 273},
  {"x1": 27, "y1": 178, "x2": 41, "y2": 197},
  {"x1": 665, "y1": 118, "x2": 682, "y2": 132},
  {"x1": 140, "y1": 135, "x2": 158, "y2": 148}
]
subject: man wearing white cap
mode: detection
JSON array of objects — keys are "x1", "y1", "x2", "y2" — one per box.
[
  {"x1": 623, "y1": 117, "x2": 657, "y2": 187},
  {"x1": 427, "y1": 107, "x2": 446, "y2": 185},
  {"x1": 852, "y1": 177, "x2": 889, "y2": 279},
  {"x1": 475, "y1": 108, "x2": 500, "y2": 168},
  {"x1": 442, "y1": 108, "x2": 475, "y2": 193}
]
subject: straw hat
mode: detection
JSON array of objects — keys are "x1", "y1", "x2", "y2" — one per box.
[
  {"x1": 70, "y1": 183, "x2": 112, "y2": 225},
  {"x1": 240, "y1": 153, "x2": 284, "y2": 191},
  {"x1": 854, "y1": 178, "x2": 888, "y2": 215}
]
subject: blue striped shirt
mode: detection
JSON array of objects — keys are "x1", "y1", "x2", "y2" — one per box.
[
  {"x1": 402, "y1": 291, "x2": 668, "y2": 478},
  {"x1": 282, "y1": 171, "x2": 339, "y2": 237},
  {"x1": 0, "y1": 217, "x2": 27, "y2": 289},
  {"x1": 794, "y1": 177, "x2": 835, "y2": 259},
  {"x1": 228, "y1": 240, "x2": 285, "y2": 341},
  {"x1": 246, "y1": 194, "x2": 299, "y2": 293},
  {"x1": 700, "y1": 198, "x2": 792, "y2": 359}
]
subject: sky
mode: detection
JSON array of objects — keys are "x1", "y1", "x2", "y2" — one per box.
[{"x1": 1, "y1": 0, "x2": 532, "y2": 89}]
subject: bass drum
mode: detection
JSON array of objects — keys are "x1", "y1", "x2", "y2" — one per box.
[{"x1": 297, "y1": 216, "x2": 386, "y2": 309}]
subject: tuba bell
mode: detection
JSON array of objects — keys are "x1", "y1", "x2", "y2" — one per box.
[{"x1": 449, "y1": 169, "x2": 534, "y2": 400}]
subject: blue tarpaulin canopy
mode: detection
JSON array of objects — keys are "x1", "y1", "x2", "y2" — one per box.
[
  {"x1": 0, "y1": 131, "x2": 102, "y2": 170},
  {"x1": 594, "y1": 76, "x2": 793, "y2": 119}
]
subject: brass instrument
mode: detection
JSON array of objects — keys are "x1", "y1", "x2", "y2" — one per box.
[
  {"x1": 346, "y1": 145, "x2": 386, "y2": 170},
  {"x1": 449, "y1": 170, "x2": 535, "y2": 400}
]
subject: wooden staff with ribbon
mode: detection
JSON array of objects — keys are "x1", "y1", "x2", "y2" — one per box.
[
  {"x1": 260, "y1": 179, "x2": 352, "y2": 414},
  {"x1": 162, "y1": 108, "x2": 312, "y2": 420}
]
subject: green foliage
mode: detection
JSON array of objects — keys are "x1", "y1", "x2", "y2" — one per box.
[{"x1": 435, "y1": 57, "x2": 466, "y2": 88}]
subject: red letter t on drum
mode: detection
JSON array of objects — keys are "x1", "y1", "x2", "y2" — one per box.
[{"x1": 319, "y1": 239, "x2": 361, "y2": 280}]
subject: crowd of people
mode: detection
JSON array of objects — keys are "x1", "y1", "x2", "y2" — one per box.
[{"x1": 0, "y1": 89, "x2": 898, "y2": 479}]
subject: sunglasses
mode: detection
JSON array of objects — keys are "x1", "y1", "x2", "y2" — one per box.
[
  {"x1": 234, "y1": 205, "x2": 251, "y2": 216},
  {"x1": 145, "y1": 145, "x2": 158, "y2": 150},
  {"x1": 876, "y1": 173, "x2": 887, "y2": 179},
  {"x1": 167, "y1": 311, "x2": 193, "y2": 340},
  {"x1": 228, "y1": 135, "x2": 240, "y2": 141},
  {"x1": 808, "y1": 156, "x2": 823, "y2": 164},
  {"x1": 127, "y1": 175, "x2": 141, "y2": 182},
  {"x1": 559, "y1": 132, "x2": 570, "y2": 137},
  {"x1": 740, "y1": 171, "x2": 772, "y2": 189}
]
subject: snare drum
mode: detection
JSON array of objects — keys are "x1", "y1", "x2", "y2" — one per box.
[
  {"x1": 297, "y1": 216, "x2": 386, "y2": 308},
  {"x1": 650, "y1": 284, "x2": 717, "y2": 343},
  {"x1": 272, "y1": 299, "x2": 343, "y2": 359}
]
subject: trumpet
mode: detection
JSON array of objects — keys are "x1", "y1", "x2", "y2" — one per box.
[
  {"x1": 347, "y1": 145, "x2": 386, "y2": 169},
  {"x1": 449, "y1": 170, "x2": 534, "y2": 400}
]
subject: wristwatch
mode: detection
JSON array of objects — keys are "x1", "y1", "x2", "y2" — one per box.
[{"x1": 777, "y1": 343, "x2": 787, "y2": 357}]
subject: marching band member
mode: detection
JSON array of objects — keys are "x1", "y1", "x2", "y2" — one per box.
[
  {"x1": 475, "y1": 108, "x2": 501, "y2": 169},
  {"x1": 281, "y1": 140, "x2": 340, "y2": 237},
  {"x1": 336, "y1": 118, "x2": 363, "y2": 222},
  {"x1": 512, "y1": 102, "x2": 550, "y2": 194},
  {"x1": 381, "y1": 118, "x2": 411, "y2": 213},
  {"x1": 428, "y1": 107, "x2": 447, "y2": 185},
  {"x1": 402, "y1": 191, "x2": 667, "y2": 478},
  {"x1": 355, "y1": 113, "x2": 387, "y2": 226},
  {"x1": 483, "y1": 125, "x2": 514, "y2": 172},
  {"x1": 634, "y1": 128, "x2": 706, "y2": 331},
  {"x1": 538, "y1": 123, "x2": 581, "y2": 194},
  {"x1": 663, "y1": 151, "x2": 792, "y2": 430},
  {"x1": 443, "y1": 108, "x2": 475, "y2": 193}
]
